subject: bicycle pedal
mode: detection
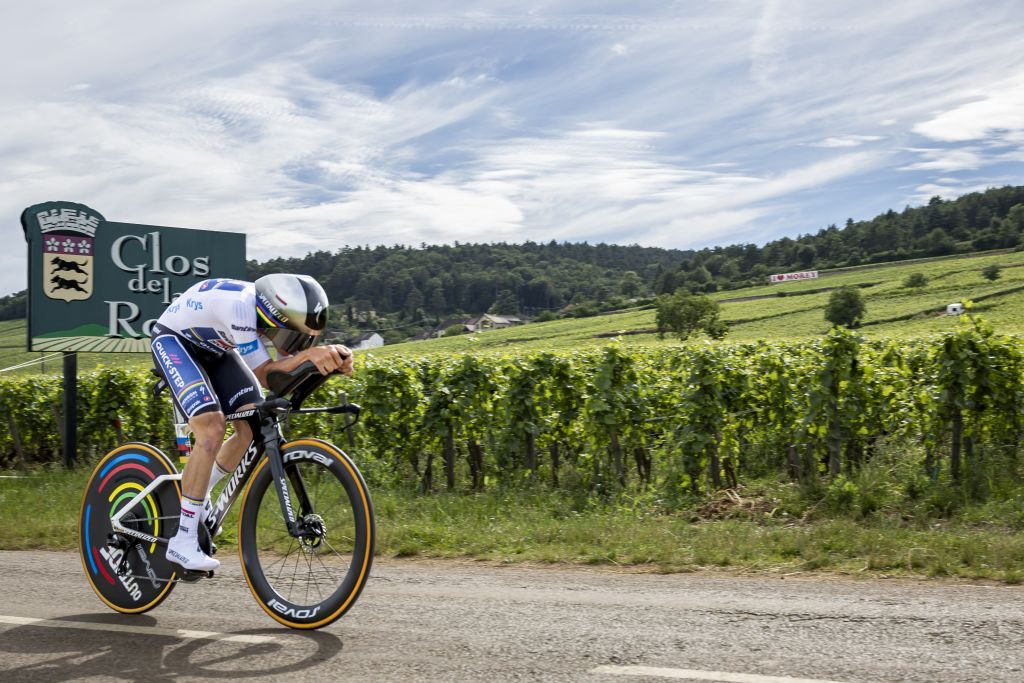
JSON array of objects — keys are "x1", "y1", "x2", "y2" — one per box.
[{"x1": 174, "y1": 567, "x2": 214, "y2": 582}]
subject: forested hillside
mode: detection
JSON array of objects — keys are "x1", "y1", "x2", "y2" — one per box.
[
  {"x1": 248, "y1": 186, "x2": 1024, "y2": 323},
  {"x1": 4, "y1": 186, "x2": 1024, "y2": 327}
]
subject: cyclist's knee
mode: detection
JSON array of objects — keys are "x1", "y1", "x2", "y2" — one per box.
[
  {"x1": 231, "y1": 417, "x2": 253, "y2": 442},
  {"x1": 190, "y1": 411, "x2": 227, "y2": 450}
]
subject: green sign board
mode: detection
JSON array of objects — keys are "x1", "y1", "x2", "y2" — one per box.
[{"x1": 21, "y1": 201, "x2": 246, "y2": 353}]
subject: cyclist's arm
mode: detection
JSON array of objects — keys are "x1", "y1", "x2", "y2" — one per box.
[{"x1": 252, "y1": 344, "x2": 353, "y2": 388}]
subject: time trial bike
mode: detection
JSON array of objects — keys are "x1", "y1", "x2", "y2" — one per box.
[{"x1": 78, "y1": 361, "x2": 374, "y2": 629}]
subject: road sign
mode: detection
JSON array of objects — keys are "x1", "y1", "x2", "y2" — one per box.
[
  {"x1": 21, "y1": 201, "x2": 246, "y2": 353},
  {"x1": 769, "y1": 270, "x2": 818, "y2": 284}
]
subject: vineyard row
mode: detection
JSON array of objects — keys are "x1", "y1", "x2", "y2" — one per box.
[{"x1": 1, "y1": 318, "x2": 1021, "y2": 499}]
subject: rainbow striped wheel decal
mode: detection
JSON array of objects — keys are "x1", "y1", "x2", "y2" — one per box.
[{"x1": 79, "y1": 443, "x2": 182, "y2": 614}]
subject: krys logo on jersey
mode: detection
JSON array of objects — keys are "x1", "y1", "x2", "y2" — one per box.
[{"x1": 22, "y1": 201, "x2": 246, "y2": 353}]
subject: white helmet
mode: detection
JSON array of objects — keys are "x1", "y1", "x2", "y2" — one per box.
[{"x1": 254, "y1": 274, "x2": 329, "y2": 354}]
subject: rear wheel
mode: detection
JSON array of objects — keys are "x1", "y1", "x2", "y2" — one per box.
[
  {"x1": 79, "y1": 443, "x2": 180, "y2": 613},
  {"x1": 238, "y1": 439, "x2": 374, "y2": 629}
]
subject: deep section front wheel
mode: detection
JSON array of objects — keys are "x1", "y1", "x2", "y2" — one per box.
[
  {"x1": 238, "y1": 438, "x2": 374, "y2": 629},
  {"x1": 79, "y1": 443, "x2": 181, "y2": 613}
]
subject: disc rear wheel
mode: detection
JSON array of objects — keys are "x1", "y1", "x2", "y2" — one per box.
[{"x1": 79, "y1": 443, "x2": 180, "y2": 613}]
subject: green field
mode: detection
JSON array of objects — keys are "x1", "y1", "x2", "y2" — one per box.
[
  {"x1": 5, "y1": 248, "x2": 1024, "y2": 580},
  {"x1": 3, "y1": 248, "x2": 1023, "y2": 372},
  {"x1": 0, "y1": 320, "x2": 150, "y2": 375},
  {"x1": 369, "y1": 248, "x2": 1024, "y2": 357}
]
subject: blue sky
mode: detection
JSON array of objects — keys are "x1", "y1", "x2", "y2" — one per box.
[{"x1": 3, "y1": 1, "x2": 1024, "y2": 295}]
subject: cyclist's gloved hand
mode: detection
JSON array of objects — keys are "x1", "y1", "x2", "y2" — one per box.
[{"x1": 304, "y1": 344, "x2": 353, "y2": 376}]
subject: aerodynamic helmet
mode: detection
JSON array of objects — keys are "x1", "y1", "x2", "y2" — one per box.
[{"x1": 254, "y1": 274, "x2": 329, "y2": 355}]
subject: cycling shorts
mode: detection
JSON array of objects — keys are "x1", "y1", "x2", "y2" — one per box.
[{"x1": 150, "y1": 322, "x2": 262, "y2": 420}]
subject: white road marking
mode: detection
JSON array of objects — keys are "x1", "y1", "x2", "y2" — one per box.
[
  {"x1": 0, "y1": 614, "x2": 276, "y2": 644},
  {"x1": 591, "y1": 665, "x2": 850, "y2": 683}
]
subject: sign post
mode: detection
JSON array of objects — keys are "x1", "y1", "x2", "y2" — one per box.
[
  {"x1": 62, "y1": 351, "x2": 77, "y2": 468},
  {"x1": 21, "y1": 201, "x2": 246, "y2": 466}
]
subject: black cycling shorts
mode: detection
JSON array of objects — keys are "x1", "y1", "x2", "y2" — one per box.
[{"x1": 150, "y1": 323, "x2": 262, "y2": 420}]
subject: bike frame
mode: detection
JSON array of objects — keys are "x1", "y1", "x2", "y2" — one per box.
[
  {"x1": 111, "y1": 404, "x2": 349, "y2": 549},
  {"x1": 111, "y1": 362, "x2": 357, "y2": 550}
]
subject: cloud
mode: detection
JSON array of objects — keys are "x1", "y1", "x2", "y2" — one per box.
[
  {"x1": 913, "y1": 77, "x2": 1024, "y2": 142},
  {"x1": 3, "y1": 2, "x2": 1024, "y2": 297},
  {"x1": 813, "y1": 135, "x2": 883, "y2": 148},
  {"x1": 900, "y1": 147, "x2": 984, "y2": 172},
  {"x1": 905, "y1": 180, "x2": 1000, "y2": 205}
]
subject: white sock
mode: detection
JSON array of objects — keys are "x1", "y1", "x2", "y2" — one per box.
[
  {"x1": 207, "y1": 461, "x2": 230, "y2": 496},
  {"x1": 177, "y1": 494, "x2": 204, "y2": 541}
]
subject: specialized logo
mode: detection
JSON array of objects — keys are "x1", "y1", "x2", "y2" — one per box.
[
  {"x1": 213, "y1": 440, "x2": 260, "y2": 518},
  {"x1": 38, "y1": 207, "x2": 100, "y2": 302},
  {"x1": 256, "y1": 292, "x2": 289, "y2": 326},
  {"x1": 279, "y1": 476, "x2": 295, "y2": 523}
]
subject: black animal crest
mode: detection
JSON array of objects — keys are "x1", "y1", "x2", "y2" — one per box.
[
  {"x1": 51, "y1": 256, "x2": 89, "y2": 275},
  {"x1": 51, "y1": 274, "x2": 88, "y2": 293}
]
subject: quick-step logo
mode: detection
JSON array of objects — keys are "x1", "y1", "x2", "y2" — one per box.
[{"x1": 154, "y1": 339, "x2": 185, "y2": 391}]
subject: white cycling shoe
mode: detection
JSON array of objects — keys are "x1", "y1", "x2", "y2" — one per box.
[{"x1": 166, "y1": 534, "x2": 220, "y2": 572}]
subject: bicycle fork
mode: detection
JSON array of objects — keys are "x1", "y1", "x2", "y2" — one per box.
[{"x1": 260, "y1": 415, "x2": 315, "y2": 541}]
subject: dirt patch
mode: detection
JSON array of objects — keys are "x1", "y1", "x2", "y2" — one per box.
[{"x1": 696, "y1": 488, "x2": 779, "y2": 521}]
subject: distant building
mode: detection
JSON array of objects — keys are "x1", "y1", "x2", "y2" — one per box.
[
  {"x1": 946, "y1": 303, "x2": 965, "y2": 316},
  {"x1": 346, "y1": 332, "x2": 385, "y2": 350},
  {"x1": 430, "y1": 313, "x2": 530, "y2": 337},
  {"x1": 465, "y1": 313, "x2": 528, "y2": 331},
  {"x1": 428, "y1": 313, "x2": 529, "y2": 338}
]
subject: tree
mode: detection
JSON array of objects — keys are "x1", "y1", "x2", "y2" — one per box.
[
  {"x1": 923, "y1": 228, "x2": 955, "y2": 255},
  {"x1": 982, "y1": 264, "x2": 1002, "y2": 281},
  {"x1": 824, "y1": 286, "x2": 866, "y2": 328},
  {"x1": 655, "y1": 291, "x2": 727, "y2": 340},
  {"x1": 619, "y1": 271, "x2": 644, "y2": 298},
  {"x1": 796, "y1": 244, "x2": 817, "y2": 268},
  {"x1": 489, "y1": 289, "x2": 519, "y2": 314},
  {"x1": 903, "y1": 273, "x2": 928, "y2": 288}
]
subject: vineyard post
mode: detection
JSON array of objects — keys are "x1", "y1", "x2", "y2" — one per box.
[{"x1": 444, "y1": 421, "x2": 456, "y2": 490}]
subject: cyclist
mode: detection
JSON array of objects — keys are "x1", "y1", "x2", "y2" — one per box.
[{"x1": 150, "y1": 274, "x2": 352, "y2": 571}]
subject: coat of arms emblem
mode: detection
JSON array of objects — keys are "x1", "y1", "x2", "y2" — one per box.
[{"x1": 38, "y1": 207, "x2": 100, "y2": 302}]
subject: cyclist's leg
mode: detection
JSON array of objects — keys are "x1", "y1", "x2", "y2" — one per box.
[
  {"x1": 206, "y1": 350, "x2": 262, "y2": 480},
  {"x1": 199, "y1": 351, "x2": 263, "y2": 535},
  {"x1": 151, "y1": 333, "x2": 224, "y2": 571}
]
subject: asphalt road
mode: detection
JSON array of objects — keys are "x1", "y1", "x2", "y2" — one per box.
[{"x1": 1, "y1": 550, "x2": 1023, "y2": 682}]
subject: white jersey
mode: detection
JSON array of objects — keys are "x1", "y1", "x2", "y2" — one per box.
[{"x1": 155, "y1": 278, "x2": 272, "y2": 370}]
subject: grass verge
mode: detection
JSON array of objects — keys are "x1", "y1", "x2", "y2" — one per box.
[{"x1": 3, "y1": 466, "x2": 1024, "y2": 583}]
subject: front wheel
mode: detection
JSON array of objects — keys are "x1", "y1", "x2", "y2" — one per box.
[{"x1": 238, "y1": 438, "x2": 374, "y2": 629}]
